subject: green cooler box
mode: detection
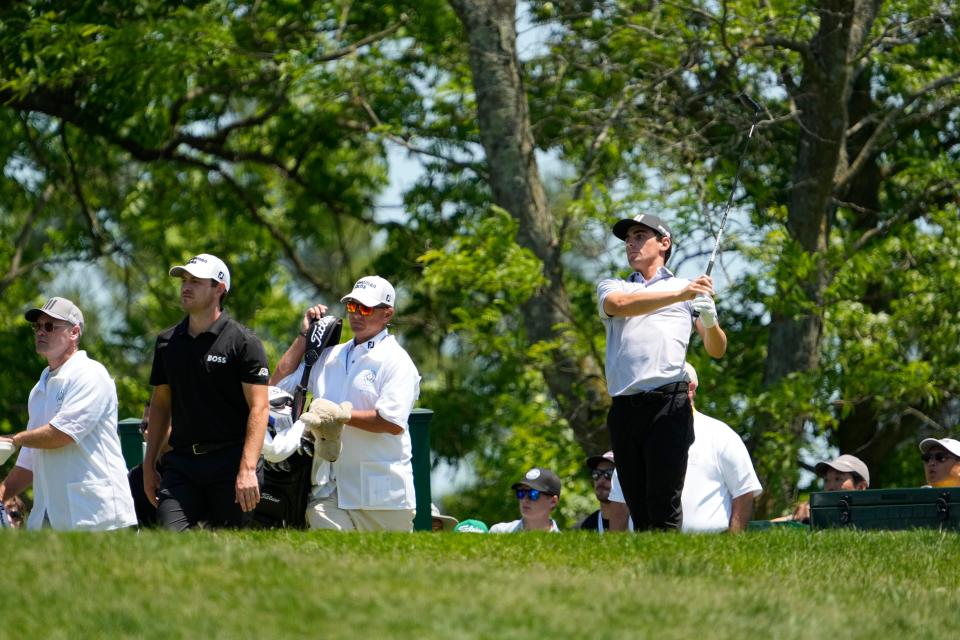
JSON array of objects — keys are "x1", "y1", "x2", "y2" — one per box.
[{"x1": 810, "y1": 487, "x2": 960, "y2": 531}]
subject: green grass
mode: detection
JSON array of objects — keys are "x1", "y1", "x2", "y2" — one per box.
[{"x1": 3, "y1": 528, "x2": 957, "y2": 639}]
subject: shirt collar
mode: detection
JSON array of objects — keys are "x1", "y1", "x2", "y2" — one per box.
[
  {"x1": 628, "y1": 265, "x2": 674, "y2": 285},
  {"x1": 174, "y1": 310, "x2": 231, "y2": 337},
  {"x1": 349, "y1": 328, "x2": 390, "y2": 355}
]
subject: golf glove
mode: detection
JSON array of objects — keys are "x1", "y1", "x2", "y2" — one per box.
[{"x1": 692, "y1": 295, "x2": 718, "y2": 328}]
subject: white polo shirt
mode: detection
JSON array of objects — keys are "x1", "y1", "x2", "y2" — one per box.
[
  {"x1": 681, "y1": 411, "x2": 762, "y2": 532},
  {"x1": 16, "y1": 351, "x2": 137, "y2": 531},
  {"x1": 597, "y1": 267, "x2": 694, "y2": 395},
  {"x1": 489, "y1": 518, "x2": 560, "y2": 533},
  {"x1": 278, "y1": 329, "x2": 421, "y2": 510},
  {"x1": 608, "y1": 411, "x2": 762, "y2": 532}
]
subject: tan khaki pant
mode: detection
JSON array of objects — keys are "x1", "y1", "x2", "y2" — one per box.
[{"x1": 306, "y1": 491, "x2": 415, "y2": 532}]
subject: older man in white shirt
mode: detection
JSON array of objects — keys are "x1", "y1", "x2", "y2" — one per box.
[{"x1": 0, "y1": 297, "x2": 136, "y2": 531}]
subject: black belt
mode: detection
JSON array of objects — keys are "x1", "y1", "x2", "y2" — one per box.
[
  {"x1": 614, "y1": 381, "x2": 689, "y2": 405},
  {"x1": 176, "y1": 441, "x2": 244, "y2": 456}
]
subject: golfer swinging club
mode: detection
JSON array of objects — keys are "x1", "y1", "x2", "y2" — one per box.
[{"x1": 597, "y1": 214, "x2": 726, "y2": 530}]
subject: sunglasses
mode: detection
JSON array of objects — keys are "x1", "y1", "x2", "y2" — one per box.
[
  {"x1": 515, "y1": 489, "x2": 553, "y2": 501},
  {"x1": 31, "y1": 321, "x2": 70, "y2": 333},
  {"x1": 921, "y1": 452, "x2": 957, "y2": 463},
  {"x1": 591, "y1": 469, "x2": 614, "y2": 481},
  {"x1": 344, "y1": 301, "x2": 383, "y2": 316}
]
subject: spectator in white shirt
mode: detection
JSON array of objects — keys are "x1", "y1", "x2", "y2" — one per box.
[{"x1": 0, "y1": 297, "x2": 136, "y2": 531}]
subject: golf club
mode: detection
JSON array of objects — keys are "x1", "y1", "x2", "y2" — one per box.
[
  {"x1": 703, "y1": 93, "x2": 762, "y2": 278},
  {"x1": 692, "y1": 93, "x2": 762, "y2": 320}
]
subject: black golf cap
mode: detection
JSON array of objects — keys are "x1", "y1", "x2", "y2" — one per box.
[
  {"x1": 511, "y1": 468, "x2": 562, "y2": 497},
  {"x1": 612, "y1": 214, "x2": 674, "y2": 262}
]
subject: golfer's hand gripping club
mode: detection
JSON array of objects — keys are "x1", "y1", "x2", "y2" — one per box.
[{"x1": 691, "y1": 295, "x2": 718, "y2": 328}]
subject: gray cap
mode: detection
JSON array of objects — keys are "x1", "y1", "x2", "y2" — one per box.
[
  {"x1": 919, "y1": 438, "x2": 960, "y2": 458},
  {"x1": 24, "y1": 297, "x2": 84, "y2": 331},
  {"x1": 511, "y1": 467, "x2": 562, "y2": 496},
  {"x1": 814, "y1": 454, "x2": 870, "y2": 487}
]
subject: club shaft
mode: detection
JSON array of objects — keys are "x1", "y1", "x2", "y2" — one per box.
[{"x1": 705, "y1": 122, "x2": 756, "y2": 277}]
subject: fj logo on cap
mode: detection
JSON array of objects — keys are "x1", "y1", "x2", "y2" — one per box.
[{"x1": 525, "y1": 469, "x2": 541, "y2": 480}]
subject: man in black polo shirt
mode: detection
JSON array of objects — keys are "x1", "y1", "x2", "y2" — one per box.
[{"x1": 143, "y1": 253, "x2": 270, "y2": 530}]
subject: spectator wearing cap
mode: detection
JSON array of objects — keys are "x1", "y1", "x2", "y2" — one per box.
[
  {"x1": 145, "y1": 253, "x2": 271, "y2": 530},
  {"x1": 919, "y1": 438, "x2": 960, "y2": 488},
  {"x1": 774, "y1": 454, "x2": 870, "y2": 523},
  {"x1": 598, "y1": 214, "x2": 727, "y2": 531},
  {"x1": 430, "y1": 503, "x2": 459, "y2": 532},
  {"x1": 454, "y1": 519, "x2": 489, "y2": 533},
  {"x1": 0, "y1": 297, "x2": 136, "y2": 531},
  {"x1": 271, "y1": 276, "x2": 421, "y2": 532},
  {"x1": 816, "y1": 455, "x2": 870, "y2": 491},
  {"x1": 578, "y1": 451, "x2": 628, "y2": 533},
  {"x1": 490, "y1": 468, "x2": 562, "y2": 533}
]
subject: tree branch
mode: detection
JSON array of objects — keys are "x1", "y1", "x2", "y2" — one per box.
[
  {"x1": 836, "y1": 71, "x2": 960, "y2": 191},
  {"x1": 313, "y1": 14, "x2": 408, "y2": 63}
]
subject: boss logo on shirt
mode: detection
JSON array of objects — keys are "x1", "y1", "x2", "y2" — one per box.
[{"x1": 206, "y1": 354, "x2": 228, "y2": 364}]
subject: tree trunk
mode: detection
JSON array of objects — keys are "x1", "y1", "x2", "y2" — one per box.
[
  {"x1": 758, "y1": 0, "x2": 882, "y2": 512},
  {"x1": 448, "y1": 0, "x2": 610, "y2": 453}
]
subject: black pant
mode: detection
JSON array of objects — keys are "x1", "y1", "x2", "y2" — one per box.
[
  {"x1": 607, "y1": 384, "x2": 694, "y2": 531},
  {"x1": 157, "y1": 446, "x2": 264, "y2": 531},
  {"x1": 128, "y1": 463, "x2": 159, "y2": 528}
]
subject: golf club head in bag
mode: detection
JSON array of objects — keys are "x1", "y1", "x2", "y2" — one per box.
[
  {"x1": 267, "y1": 387, "x2": 295, "y2": 437},
  {"x1": 292, "y1": 315, "x2": 343, "y2": 420}
]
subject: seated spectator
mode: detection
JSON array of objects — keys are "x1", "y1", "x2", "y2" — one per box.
[
  {"x1": 3, "y1": 495, "x2": 27, "y2": 529},
  {"x1": 774, "y1": 454, "x2": 870, "y2": 523},
  {"x1": 453, "y1": 519, "x2": 489, "y2": 533},
  {"x1": 579, "y1": 451, "x2": 628, "y2": 534},
  {"x1": 490, "y1": 468, "x2": 562, "y2": 533},
  {"x1": 919, "y1": 437, "x2": 960, "y2": 488},
  {"x1": 816, "y1": 455, "x2": 870, "y2": 491},
  {"x1": 431, "y1": 503, "x2": 459, "y2": 532}
]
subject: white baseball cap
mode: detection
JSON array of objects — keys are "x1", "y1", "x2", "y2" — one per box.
[
  {"x1": 340, "y1": 276, "x2": 395, "y2": 308},
  {"x1": 25, "y1": 297, "x2": 85, "y2": 331},
  {"x1": 169, "y1": 253, "x2": 231, "y2": 292},
  {"x1": 919, "y1": 438, "x2": 960, "y2": 458}
]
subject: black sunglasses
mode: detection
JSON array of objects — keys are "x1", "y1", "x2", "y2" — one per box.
[
  {"x1": 921, "y1": 452, "x2": 957, "y2": 464},
  {"x1": 591, "y1": 469, "x2": 614, "y2": 481}
]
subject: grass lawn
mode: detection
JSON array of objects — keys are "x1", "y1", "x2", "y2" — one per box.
[{"x1": 2, "y1": 527, "x2": 957, "y2": 639}]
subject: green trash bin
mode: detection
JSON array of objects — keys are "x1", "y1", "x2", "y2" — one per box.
[
  {"x1": 409, "y1": 409, "x2": 433, "y2": 532},
  {"x1": 117, "y1": 417, "x2": 145, "y2": 471}
]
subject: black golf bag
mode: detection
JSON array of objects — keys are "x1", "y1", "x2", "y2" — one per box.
[{"x1": 253, "y1": 315, "x2": 342, "y2": 529}]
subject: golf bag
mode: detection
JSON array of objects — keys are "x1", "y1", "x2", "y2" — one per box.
[{"x1": 253, "y1": 315, "x2": 342, "y2": 529}]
